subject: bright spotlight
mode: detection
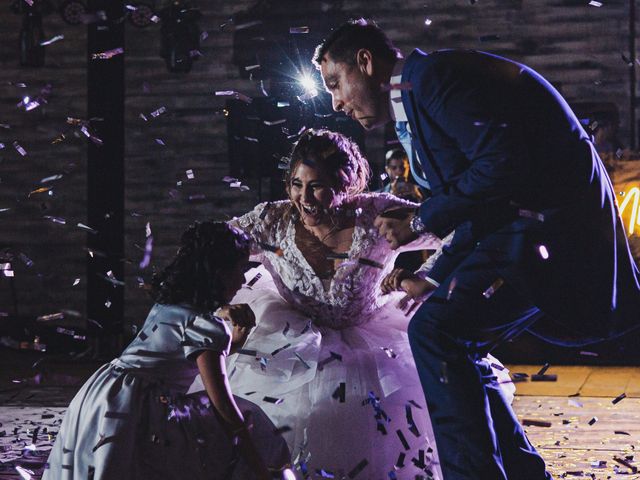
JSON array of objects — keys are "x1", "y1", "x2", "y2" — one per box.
[
  {"x1": 299, "y1": 74, "x2": 316, "y2": 92},
  {"x1": 297, "y1": 73, "x2": 318, "y2": 102}
]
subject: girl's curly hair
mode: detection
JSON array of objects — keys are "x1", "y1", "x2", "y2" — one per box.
[
  {"x1": 151, "y1": 221, "x2": 250, "y2": 312},
  {"x1": 284, "y1": 129, "x2": 371, "y2": 198}
]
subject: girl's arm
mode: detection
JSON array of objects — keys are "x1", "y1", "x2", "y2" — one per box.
[
  {"x1": 372, "y1": 193, "x2": 441, "y2": 252},
  {"x1": 196, "y1": 350, "x2": 271, "y2": 480}
]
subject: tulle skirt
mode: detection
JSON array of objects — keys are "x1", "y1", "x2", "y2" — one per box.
[{"x1": 190, "y1": 266, "x2": 515, "y2": 480}]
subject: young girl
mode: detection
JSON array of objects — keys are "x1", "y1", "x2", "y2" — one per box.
[{"x1": 43, "y1": 221, "x2": 288, "y2": 480}]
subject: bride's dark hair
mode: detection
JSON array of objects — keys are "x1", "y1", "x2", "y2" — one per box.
[
  {"x1": 151, "y1": 221, "x2": 250, "y2": 312},
  {"x1": 284, "y1": 129, "x2": 371, "y2": 197}
]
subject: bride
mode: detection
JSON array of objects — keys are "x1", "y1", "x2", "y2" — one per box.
[{"x1": 191, "y1": 129, "x2": 513, "y2": 479}]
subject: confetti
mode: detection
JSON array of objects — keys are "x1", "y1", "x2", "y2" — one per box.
[
  {"x1": 405, "y1": 404, "x2": 420, "y2": 437},
  {"x1": 347, "y1": 459, "x2": 368, "y2": 478},
  {"x1": 613, "y1": 456, "x2": 637, "y2": 473},
  {"x1": 91, "y1": 47, "x2": 124, "y2": 60},
  {"x1": 424, "y1": 18, "x2": 433, "y2": 26},
  {"x1": 332, "y1": 383, "x2": 346, "y2": 403},
  {"x1": 40, "y1": 174, "x2": 63, "y2": 183},
  {"x1": 588, "y1": 0, "x2": 603, "y2": 6},
  {"x1": 154, "y1": 138, "x2": 165, "y2": 146},
  {"x1": 77, "y1": 223, "x2": 98, "y2": 234},
  {"x1": 263, "y1": 396, "x2": 283, "y2": 404},
  {"x1": 237, "y1": 349, "x2": 257, "y2": 356},
  {"x1": 482, "y1": 278, "x2": 504, "y2": 299},
  {"x1": 587, "y1": 416, "x2": 598, "y2": 425},
  {"x1": 271, "y1": 343, "x2": 291, "y2": 356},
  {"x1": 537, "y1": 363, "x2": 550, "y2": 375},
  {"x1": 40, "y1": 34, "x2": 64, "y2": 46},
  {"x1": 579, "y1": 350, "x2": 598, "y2": 357},
  {"x1": 36, "y1": 312, "x2": 65, "y2": 322},
  {"x1": 318, "y1": 351, "x2": 342, "y2": 371},
  {"x1": 234, "y1": 20, "x2": 262, "y2": 30},
  {"x1": 246, "y1": 272, "x2": 262, "y2": 287},
  {"x1": 29, "y1": 187, "x2": 51, "y2": 197},
  {"x1": 44, "y1": 215, "x2": 66, "y2": 224},
  {"x1": 537, "y1": 245, "x2": 550, "y2": 260},
  {"x1": 396, "y1": 430, "x2": 410, "y2": 450},
  {"x1": 531, "y1": 374, "x2": 557, "y2": 381},
  {"x1": 289, "y1": 26, "x2": 309, "y2": 34},
  {"x1": 381, "y1": 347, "x2": 397, "y2": 359},
  {"x1": 295, "y1": 352, "x2": 311, "y2": 369},
  {"x1": 612, "y1": 392, "x2": 627, "y2": 404},
  {"x1": 13, "y1": 141, "x2": 27, "y2": 156},
  {"x1": 185, "y1": 169, "x2": 194, "y2": 179},
  {"x1": 214, "y1": 90, "x2": 252, "y2": 103},
  {"x1": 447, "y1": 277, "x2": 457, "y2": 300},
  {"x1": 358, "y1": 258, "x2": 384, "y2": 269},
  {"x1": 150, "y1": 106, "x2": 167, "y2": 118},
  {"x1": 518, "y1": 208, "x2": 545, "y2": 222},
  {"x1": 522, "y1": 419, "x2": 552, "y2": 427},
  {"x1": 263, "y1": 119, "x2": 287, "y2": 126},
  {"x1": 139, "y1": 236, "x2": 153, "y2": 269}
]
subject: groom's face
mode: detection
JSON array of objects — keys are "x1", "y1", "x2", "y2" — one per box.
[{"x1": 320, "y1": 50, "x2": 388, "y2": 130}]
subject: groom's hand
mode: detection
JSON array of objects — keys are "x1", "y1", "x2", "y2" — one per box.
[{"x1": 374, "y1": 207, "x2": 417, "y2": 249}]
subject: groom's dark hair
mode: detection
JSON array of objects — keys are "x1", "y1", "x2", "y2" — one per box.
[{"x1": 313, "y1": 18, "x2": 401, "y2": 68}]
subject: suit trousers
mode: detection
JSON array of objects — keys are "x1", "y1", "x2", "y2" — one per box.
[{"x1": 408, "y1": 247, "x2": 554, "y2": 480}]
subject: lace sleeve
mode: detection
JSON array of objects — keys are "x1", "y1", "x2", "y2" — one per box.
[
  {"x1": 228, "y1": 201, "x2": 289, "y2": 260},
  {"x1": 414, "y1": 230, "x2": 455, "y2": 278}
]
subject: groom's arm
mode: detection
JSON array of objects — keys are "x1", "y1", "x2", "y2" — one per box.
[
  {"x1": 406, "y1": 53, "x2": 525, "y2": 283},
  {"x1": 408, "y1": 53, "x2": 524, "y2": 240}
]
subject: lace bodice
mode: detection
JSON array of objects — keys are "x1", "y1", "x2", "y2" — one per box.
[{"x1": 230, "y1": 193, "x2": 441, "y2": 329}]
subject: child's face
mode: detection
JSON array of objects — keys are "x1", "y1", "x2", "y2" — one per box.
[{"x1": 220, "y1": 255, "x2": 250, "y2": 303}]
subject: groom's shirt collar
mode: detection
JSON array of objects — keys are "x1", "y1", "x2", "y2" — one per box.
[{"x1": 389, "y1": 58, "x2": 408, "y2": 122}]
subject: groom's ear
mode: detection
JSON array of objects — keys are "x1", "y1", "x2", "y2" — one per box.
[{"x1": 356, "y1": 48, "x2": 374, "y2": 77}]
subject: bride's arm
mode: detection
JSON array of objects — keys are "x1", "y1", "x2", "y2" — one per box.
[{"x1": 228, "y1": 201, "x2": 288, "y2": 261}]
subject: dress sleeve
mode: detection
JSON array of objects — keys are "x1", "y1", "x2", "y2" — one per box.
[
  {"x1": 228, "y1": 201, "x2": 288, "y2": 261},
  {"x1": 182, "y1": 314, "x2": 231, "y2": 360}
]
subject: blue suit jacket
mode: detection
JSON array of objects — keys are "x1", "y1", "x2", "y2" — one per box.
[{"x1": 401, "y1": 49, "x2": 639, "y2": 342}]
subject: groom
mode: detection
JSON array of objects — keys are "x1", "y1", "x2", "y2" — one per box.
[{"x1": 314, "y1": 19, "x2": 640, "y2": 479}]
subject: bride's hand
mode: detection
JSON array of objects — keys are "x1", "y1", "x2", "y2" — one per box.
[{"x1": 380, "y1": 268, "x2": 415, "y2": 294}]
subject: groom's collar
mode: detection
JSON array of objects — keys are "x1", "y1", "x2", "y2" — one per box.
[{"x1": 389, "y1": 58, "x2": 408, "y2": 122}]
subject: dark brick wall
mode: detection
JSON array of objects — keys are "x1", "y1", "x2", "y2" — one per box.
[{"x1": 0, "y1": 1, "x2": 634, "y2": 341}]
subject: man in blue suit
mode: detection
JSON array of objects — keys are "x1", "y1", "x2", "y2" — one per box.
[{"x1": 314, "y1": 19, "x2": 640, "y2": 479}]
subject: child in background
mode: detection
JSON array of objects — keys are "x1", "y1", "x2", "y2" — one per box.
[{"x1": 43, "y1": 221, "x2": 289, "y2": 480}]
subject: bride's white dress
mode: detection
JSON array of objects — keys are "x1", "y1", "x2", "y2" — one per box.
[{"x1": 190, "y1": 193, "x2": 514, "y2": 480}]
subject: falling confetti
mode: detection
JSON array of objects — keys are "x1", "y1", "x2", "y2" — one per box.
[{"x1": 91, "y1": 47, "x2": 124, "y2": 60}]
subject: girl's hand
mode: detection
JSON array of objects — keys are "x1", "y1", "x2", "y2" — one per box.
[
  {"x1": 380, "y1": 268, "x2": 415, "y2": 294},
  {"x1": 217, "y1": 304, "x2": 256, "y2": 353},
  {"x1": 381, "y1": 268, "x2": 436, "y2": 316},
  {"x1": 230, "y1": 323, "x2": 252, "y2": 351},
  {"x1": 217, "y1": 303, "x2": 256, "y2": 329}
]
